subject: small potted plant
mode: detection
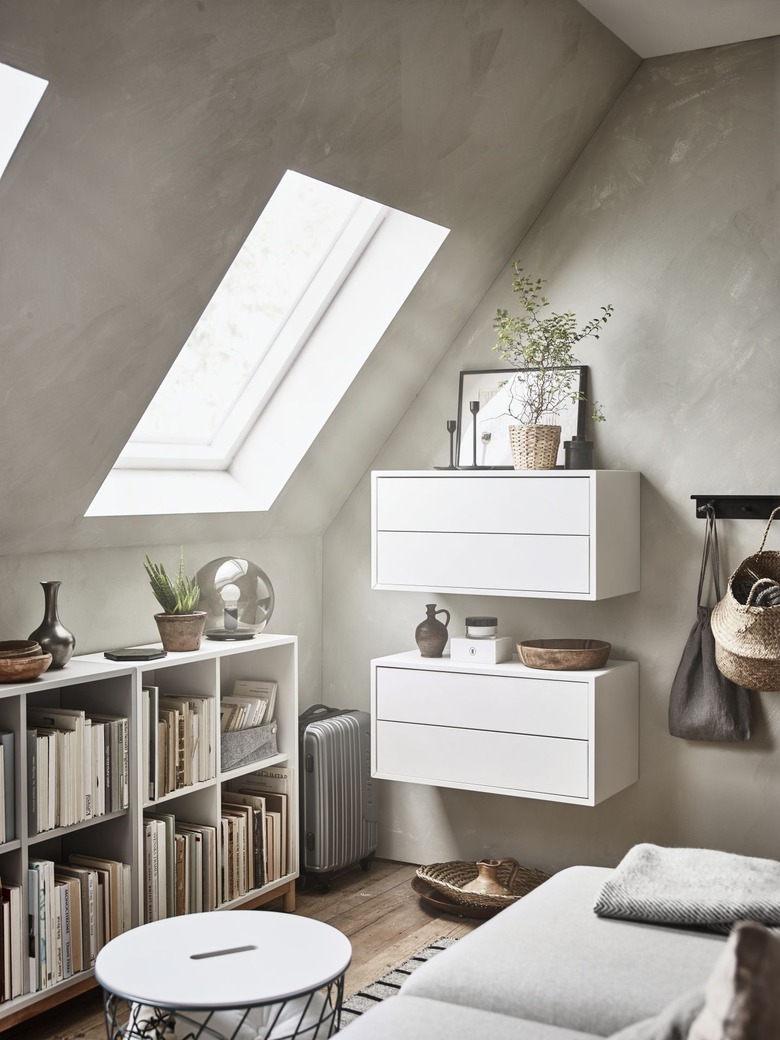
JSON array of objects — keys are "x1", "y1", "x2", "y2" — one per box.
[
  {"x1": 144, "y1": 549, "x2": 206, "y2": 652},
  {"x1": 493, "y1": 261, "x2": 613, "y2": 469}
]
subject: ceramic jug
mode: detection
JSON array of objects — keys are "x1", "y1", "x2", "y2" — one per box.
[
  {"x1": 414, "y1": 603, "x2": 450, "y2": 658},
  {"x1": 461, "y1": 858, "x2": 520, "y2": 897}
]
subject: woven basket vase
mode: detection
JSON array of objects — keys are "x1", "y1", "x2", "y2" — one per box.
[
  {"x1": 711, "y1": 507, "x2": 780, "y2": 691},
  {"x1": 416, "y1": 859, "x2": 550, "y2": 910},
  {"x1": 508, "y1": 424, "x2": 561, "y2": 470}
]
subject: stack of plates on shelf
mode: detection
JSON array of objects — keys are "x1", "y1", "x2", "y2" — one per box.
[{"x1": 0, "y1": 640, "x2": 52, "y2": 683}]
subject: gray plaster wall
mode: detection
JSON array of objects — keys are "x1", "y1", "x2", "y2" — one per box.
[
  {"x1": 323, "y1": 36, "x2": 780, "y2": 870},
  {"x1": 0, "y1": 2, "x2": 634, "y2": 706}
]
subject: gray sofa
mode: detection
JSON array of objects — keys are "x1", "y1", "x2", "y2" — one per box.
[{"x1": 338, "y1": 865, "x2": 728, "y2": 1039}]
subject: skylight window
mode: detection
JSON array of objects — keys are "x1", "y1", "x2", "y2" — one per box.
[
  {"x1": 120, "y1": 171, "x2": 387, "y2": 468},
  {"x1": 0, "y1": 62, "x2": 48, "y2": 181},
  {"x1": 88, "y1": 171, "x2": 449, "y2": 516}
]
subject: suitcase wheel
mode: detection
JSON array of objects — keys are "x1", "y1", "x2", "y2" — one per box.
[{"x1": 360, "y1": 852, "x2": 375, "y2": 873}]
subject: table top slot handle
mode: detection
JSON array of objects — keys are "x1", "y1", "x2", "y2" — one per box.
[{"x1": 190, "y1": 944, "x2": 258, "y2": 960}]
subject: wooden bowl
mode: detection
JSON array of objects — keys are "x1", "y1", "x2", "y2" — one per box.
[
  {"x1": 518, "y1": 639, "x2": 611, "y2": 671},
  {"x1": 0, "y1": 652, "x2": 52, "y2": 683},
  {"x1": 0, "y1": 639, "x2": 42, "y2": 658}
]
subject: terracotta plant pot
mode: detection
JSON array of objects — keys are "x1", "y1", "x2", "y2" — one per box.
[{"x1": 154, "y1": 611, "x2": 207, "y2": 652}]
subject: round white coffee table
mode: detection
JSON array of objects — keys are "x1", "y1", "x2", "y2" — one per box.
[{"x1": 96, "y1": 911, "x2": 352, "y2": 1040}]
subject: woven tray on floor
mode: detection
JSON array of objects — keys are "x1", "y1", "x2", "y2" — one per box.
[{"x1": 416, "y1": 860, "x2": 551, "y2": 910}]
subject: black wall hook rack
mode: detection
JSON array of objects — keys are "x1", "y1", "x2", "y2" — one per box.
[{"x1": 692, "y1": 495, "x2": 780, "y2": 520}]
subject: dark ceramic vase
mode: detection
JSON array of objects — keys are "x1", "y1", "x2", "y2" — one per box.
[
  {"x1": 28, "y1": 580, "x2": 76, "y2": 669},
  {"x1": 415, "y1": 603, "x2": 450, "y2": 658}
]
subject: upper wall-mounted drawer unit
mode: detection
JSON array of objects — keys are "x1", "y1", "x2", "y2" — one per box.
[{"x1": 371, "y1": 470, "x2": 639, "y2": 600}]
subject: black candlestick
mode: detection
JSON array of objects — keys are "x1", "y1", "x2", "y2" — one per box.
[
  {"x1": 435, "y1": 419, "x2": 459, "y2": 470},
  {"x1": 447, "y1": 419, "x2": 457, "y2": 468},
  {"x1": 468, "y1": 400, "x2": 480, "y2": 468}
]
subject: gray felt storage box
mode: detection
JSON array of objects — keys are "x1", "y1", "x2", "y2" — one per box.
[{"x1": 221, "y1": 722, "x2": 278, "y2": 771}]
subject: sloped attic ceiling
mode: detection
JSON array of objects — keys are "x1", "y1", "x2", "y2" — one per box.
[{"x1": 0, "y1": 0, "x2": 638, "y2": 556}]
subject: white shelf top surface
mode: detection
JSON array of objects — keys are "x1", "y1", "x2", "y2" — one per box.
[{"x1": 373, "y1": 649, "x2": 634, "y2": 678}]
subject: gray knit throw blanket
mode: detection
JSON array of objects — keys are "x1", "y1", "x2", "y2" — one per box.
[{"x1": 593, "y1": 843, "x2": 780, "y2": 934}]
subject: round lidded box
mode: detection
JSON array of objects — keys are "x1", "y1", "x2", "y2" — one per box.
[{"x1": 465, "y1": 616, "x2": 498, "y2": 639}]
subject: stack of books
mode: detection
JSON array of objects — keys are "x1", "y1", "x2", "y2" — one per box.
[
  {"x1": 142, "y1": 814, "x2": 218, "y2": 922},
  {"x1": 143, "y1": 687, "x2": 215, "y2": 800},
  {"x1": 222, "y1": 764, "x2": 293, "y2": 900},
  {"x1": 26, "y1": 709, "x2": 128, "y2": 834},
  {"x1": 27, "y1": 854, "x2": 131, "y2": 993},
  {"x1": 220, "y1": 680, "x2": 277, "y2": 733}
]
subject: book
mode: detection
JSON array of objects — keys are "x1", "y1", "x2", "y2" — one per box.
[
  {"x1": 143, "y1": 818, "x2": 157, "y2": 923},
  {"x1": 26, "y1": 730, "x2": 37, "y2": 836},
  {"x1": 0, "y1": 888, "x2": 10, "y2": 1001},
  {"x1": 54, "y1": 866, "x2": 96, "y2": 968},
  {"x1": 220, "y1": 791, "x2": 266, "y2": 888},
  {"x1": 176, "y1": 822, "x2": 217, "y2": 911},
  {"x1": 1, "y1": 884, "x2": 23, "y2": 999},
  {"x1": 0, "y1": 733, "x2": 14, "y2": 841},
  {"x1": 68, "y1": 855, "x2": 126, "y2": 943},
  {"x1": 144, "y1": 812, "x2": 176, "y2": 918},
  {"x1": 233, "y1": 678, "x2": 278, "y2": 726},
  {"x1": 27, "y1": 867, "x2": 39, "y2": 994},
  {"x1": 143, "y1": 685, "x2": 159, "y2": 801},
  {"x1": 56, "y1": 879, "x2": 70, "y2": 980},
  {"x1": 231, "y1": 763, "x2": 293, "y2": 796}
]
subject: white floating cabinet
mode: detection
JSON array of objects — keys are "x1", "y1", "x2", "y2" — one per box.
[
  {"x1": 371, "y1": 652, "x2": 639, "y2": 806},
  {"x1": 371, "y1": 470, "x2": 640, "y2": 600}
]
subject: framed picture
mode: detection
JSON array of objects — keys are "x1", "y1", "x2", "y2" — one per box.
[{"x1": 455, "y1": 367, "x2": 588, "y2": 468}]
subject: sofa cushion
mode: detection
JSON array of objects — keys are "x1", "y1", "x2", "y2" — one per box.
[
  {"x1": 688, "y1": 920, "x2": 780, "y2": 1040},
  {"x1": 607, "y1": 988, "x2": 704, "y2": 1039},
  {"x1": 402, "y1": 866, "x2": 726, "y2": 1036},
  {"x1": 337, "y1": 994, "x2": 601, "y2": 1040}
]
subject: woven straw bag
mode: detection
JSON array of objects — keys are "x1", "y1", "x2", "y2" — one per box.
[
  {"x1": 711, "y1": 506, "x2": 780, "y2": 691},
  {"x1": 508, "y1": 424, "x2": 561, "y2": 470}
]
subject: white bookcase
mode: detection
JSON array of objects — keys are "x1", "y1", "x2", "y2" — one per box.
[
  {"x1": 371, "y1": 652, "x2": 638, "y2": 806},
  {"x1": 371, "y1": 470, "x2": 640, "y2": 599},
  {"x1": 0, "y1": 634, "x2": 298, "y2": 1030}
]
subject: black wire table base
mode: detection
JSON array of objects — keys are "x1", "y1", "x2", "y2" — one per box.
[{"x1": 103, "y1": 974, "x2": 346, "y2": 1040}]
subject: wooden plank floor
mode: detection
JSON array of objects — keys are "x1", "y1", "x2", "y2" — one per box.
[{"x1": 2, "y1": 861, "x2": 482, "y2": 1040}]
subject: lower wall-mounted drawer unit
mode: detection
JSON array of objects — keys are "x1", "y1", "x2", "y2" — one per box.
[
  {"x1": 370, "y1": 652, "x2": 639, "y2": 806},
  {"x1": 371, "y1": 470, "x2": 640, "y2": 600}
]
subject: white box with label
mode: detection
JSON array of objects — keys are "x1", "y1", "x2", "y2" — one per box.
[{"x1": 450, "y1": 636, "x2": 514, "y2": 664}]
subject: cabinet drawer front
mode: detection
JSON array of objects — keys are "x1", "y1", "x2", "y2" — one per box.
[
  {"x1": 375, "y1": 721, "x2": 589, "y2": 798},
  {"x1": 376, "y1": 532, "x2": 590, "y2": 595},
  {"x1": 376, "y1": 667, "x2": 588, "y2": 738},
  {"x1": 375, "y1": 476, "x2": 590, "y2": 535}
]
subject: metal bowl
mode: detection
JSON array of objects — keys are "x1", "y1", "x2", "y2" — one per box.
[
  {"x1": 518, "y1": 638, "x2": 611, "y2": 671},
  {"x1": 0, "y1": 639, "x2": 42, "y2": 659}
]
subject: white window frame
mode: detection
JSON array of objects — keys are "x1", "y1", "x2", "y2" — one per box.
[
  {"x1": 119, "y1": 197, "x2": 388, "y2": 468},
  {"x1": 87, "y1": 202, "x2": 448, "y2": 517}
]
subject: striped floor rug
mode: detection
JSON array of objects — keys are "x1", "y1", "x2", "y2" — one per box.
[{"x1": 337, "y1": 936, "x2": 458, "y2": 1031}]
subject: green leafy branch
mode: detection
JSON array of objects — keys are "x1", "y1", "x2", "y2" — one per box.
[
  {"x1": 493, "y1": 262, "x2": 613, "y2": 426},
  {"x1": 144, "y1": 548, "x2": 200, "y2": 614}
]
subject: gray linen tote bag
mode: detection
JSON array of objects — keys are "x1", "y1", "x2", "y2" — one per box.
[{"x1": 668, "y1": 508, "x2": 752, "y2": 741}]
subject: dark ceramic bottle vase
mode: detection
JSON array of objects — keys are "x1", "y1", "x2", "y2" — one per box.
[
  {"x1": 28, "y1": 580, "x2": 76, "y2": 669},
  {"x1": 415, "y1": 603, "x2": 450, "y2": 658}
]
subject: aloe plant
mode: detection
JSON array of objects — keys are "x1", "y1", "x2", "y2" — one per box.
[{"x1": 144, "y1": 549, "x2": 201, "y2": 614}]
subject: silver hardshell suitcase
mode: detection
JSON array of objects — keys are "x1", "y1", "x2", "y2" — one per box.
[{"x1": 298, "y1": 704, "x2": 378, "y2": 891}]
